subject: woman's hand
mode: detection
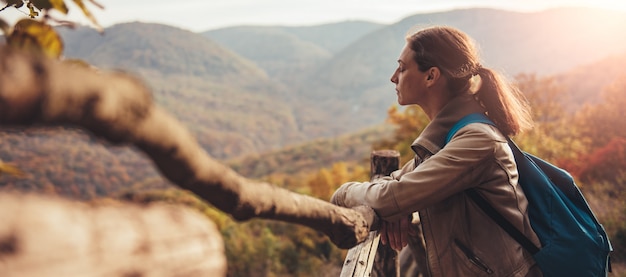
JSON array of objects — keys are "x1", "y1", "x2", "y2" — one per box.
[{"x1": 380, "y1": 215, "x2": 416, "y2": 251}]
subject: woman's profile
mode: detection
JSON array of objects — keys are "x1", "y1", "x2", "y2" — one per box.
[{"x1": 331, "y1": 26, "x2": 542, "y2": 276}]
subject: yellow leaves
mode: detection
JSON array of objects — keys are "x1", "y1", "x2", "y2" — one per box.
[
  {"x1": 308, "y1": 168, "x2": 333, "y2": 199},
  {"x1": 26, "y1": 1, "x2": 39, "y2": 17},
  {"x1": 0, "y1": 159, "x2": 27, "y2": 178},
  {"x1": 49, "y1": 0, "x2": 68, "y2": 13},
  {"x1": 2, "y1": 1, "x2": 93, "y2": 59},
  {"x1": 30, "y1": 0, "x2": 64, "y2": 13},
  {"x1": 16, "y1": 0, "x2": 92, "y2": 17},
  {"x1": 7, "y1": 18, "x2": 64, "y2": 58},
  {"x1": 40, "y1": 0, "x2": 104, "y2": 31},
  {"x1": 3, "y1": 0, "x2": 103, "y2": 35},
  {"x1": 307, "y1": 162, "x2": 366, "y2": 200}
]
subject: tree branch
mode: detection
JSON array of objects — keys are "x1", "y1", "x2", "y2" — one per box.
[{"x1": 0, "y1": 46, "x2": 376, "y2": 249}]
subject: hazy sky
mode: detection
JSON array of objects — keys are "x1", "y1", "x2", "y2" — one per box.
[{"x1": 3, "y1": 0, "x2": 625, "y2": 32}]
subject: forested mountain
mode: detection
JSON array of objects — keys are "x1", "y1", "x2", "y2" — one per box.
[
  {"x1": 58, "y1": 22, "x2": 305, "y2": 159},
  {"x1": 0, "y1": 128, "x2": 170, "y2": 199},
  {"x1": 60, "y1": 22, "x2": 265, "y2": 80},
  {"x1": 203, "y1": 21, "x2": 383, "y2": 86},
  {"x1": 229, "y1": 124, "x2": 394, "y2": 179},
  {"x1": 556, "y1": 52, "x2": 626, "y2": 110}
]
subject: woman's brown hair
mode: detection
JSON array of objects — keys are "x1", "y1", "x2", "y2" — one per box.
[{"x1": 406, "y1": 26, "x2": 533, "y2": 136}]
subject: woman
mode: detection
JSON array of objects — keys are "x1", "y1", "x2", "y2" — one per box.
[{"x1": 331, "y1": 26, "x2": 542, "y2": 276}]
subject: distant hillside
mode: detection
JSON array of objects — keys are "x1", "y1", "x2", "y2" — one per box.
[
  {"x1": 276, "y1": 21, "x2": 384, "y2": 54},
  {"x1": 61, "y1": 22, "x2": 265, "y2": 81},
  {"x1": 556, "y1": 52, "x2": 626, "y2": 109},
  {"x1": 203, "y1": 21, "x2": 382, "y2": 86},
  {"x1": 59, "y1": 22, "x2": 303, "y2": 159},
  {"x1": 202, "y1": 26, "x2": 331, "y2": 86},
  {"x1": 228, "y1": 124, "x2": 393, "y2": 179},
  {"x1": 0, "y1": 127, "x2": 171, "y2": 200}
]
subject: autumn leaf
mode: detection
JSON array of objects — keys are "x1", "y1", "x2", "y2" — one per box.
[
  {"x1": 27, "y1": 2, "x2": 38, "y2": 17},
  {"x1": 49, "y1": 0, "x2": 69, "y2": 14},
  {"x1": 8, "y1": 18, "x2": 64, "y2": 58}
]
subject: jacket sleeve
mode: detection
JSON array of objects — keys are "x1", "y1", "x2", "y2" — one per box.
[
  {"x1": 331, "y1": 125, "x2": 502, "y2": 221},
  {"x1": 330, "y1": 156, "x2": 415, "y2": 207}
]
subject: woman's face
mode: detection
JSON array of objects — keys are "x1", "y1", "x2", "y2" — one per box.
[{"x1": 390, "y1": 43, "x2": 429, "y2": 106}]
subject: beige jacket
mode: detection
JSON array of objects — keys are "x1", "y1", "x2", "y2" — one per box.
[{"x1": 332, "y1": 94, "x2": 542, "y2": 276}]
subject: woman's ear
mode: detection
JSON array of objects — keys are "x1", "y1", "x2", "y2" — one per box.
[{"x1": 425, "y1": 67, "x2": 441, "y2": 86}]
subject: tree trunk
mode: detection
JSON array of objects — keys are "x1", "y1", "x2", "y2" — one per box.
[{"x1": 0, "y1": 46, "x2": 375, "y2": 249}]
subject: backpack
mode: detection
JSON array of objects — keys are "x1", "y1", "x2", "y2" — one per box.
[{"x1": 445, "y1": 113, "x2": 613, "y2": 277}]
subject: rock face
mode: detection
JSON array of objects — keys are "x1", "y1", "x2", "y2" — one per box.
[{"x1": 0, "y1": 192, "x2": 227, "y2": 277}]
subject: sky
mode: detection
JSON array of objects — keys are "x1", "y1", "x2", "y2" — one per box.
[{"x1": 2, "y1": 0, "x2": 626, "y2": 32}]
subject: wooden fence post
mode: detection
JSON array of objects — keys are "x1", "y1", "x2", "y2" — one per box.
[{"x1": 340, "y1": 150, "x2": 400, "y2": 277}]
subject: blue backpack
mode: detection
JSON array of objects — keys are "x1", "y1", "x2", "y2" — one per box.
[{"x1": 446, "y1": 113, "x2": 613, "y2": 277}]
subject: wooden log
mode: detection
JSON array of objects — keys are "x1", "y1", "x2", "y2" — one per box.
[
  {"x1": 0, "y1": 192, "x2": 226, "y2": 277},
  {"x1": 340, "y1": 150, "x2": 400, "y2": 277}
]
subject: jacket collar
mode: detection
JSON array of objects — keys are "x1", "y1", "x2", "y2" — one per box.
[{"x1": 411, "y1": 93, "x2": 486, "y2": 156}]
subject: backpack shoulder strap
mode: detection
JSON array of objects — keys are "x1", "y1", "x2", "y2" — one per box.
[
  {"x1": 445, "y1": 113, "x2": 495, "y2": 144},
  {"x1": 446, "y1": 113, "x2": 541, "y2": 254}
]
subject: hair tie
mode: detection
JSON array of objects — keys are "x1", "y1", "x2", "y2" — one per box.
[
  {"x1": 469, "y1": 73, "x2": 482, "y2": 94},
  {"x1": 473, "y1": 63, "x2": 483, "y2": 75}
]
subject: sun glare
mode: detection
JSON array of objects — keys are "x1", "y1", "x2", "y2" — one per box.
[{"x1": 590, "y1": 0, "x2": 626, "y2": 11}]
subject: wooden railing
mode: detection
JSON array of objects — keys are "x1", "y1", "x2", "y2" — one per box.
[
  {"x1": 340, "y1": 150, "x2": 432, "y2": 277},
  {"x1": 340, "y1": 150, "x2": 400, "y2": 277}
]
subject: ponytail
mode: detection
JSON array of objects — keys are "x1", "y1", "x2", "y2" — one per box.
[{"x1": 474, "y1": 67, "x2": 533, "y2": 136}]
